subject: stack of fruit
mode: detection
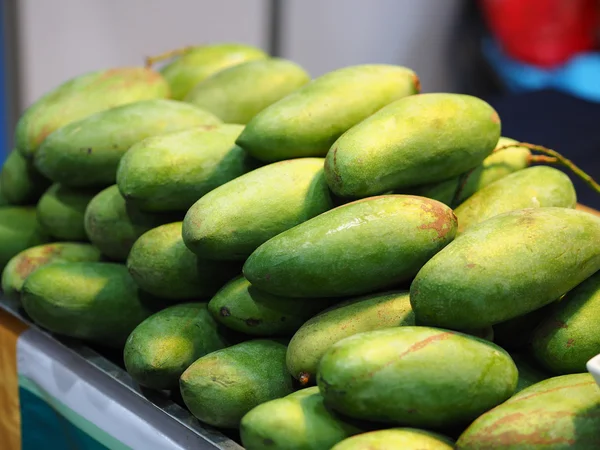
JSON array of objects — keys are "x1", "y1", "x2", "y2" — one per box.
[{"x1": 1, "y1": 42, "x2": 599, "y2": 449}]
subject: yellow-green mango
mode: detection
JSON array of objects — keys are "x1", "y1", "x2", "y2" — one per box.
[
  {"x1": 185, "y1": 58, "x2": 310, "y2": 124},
  {"x1": 244, "y1": 195, "x2": 457, "y2": 298},
  {"x1": 455, "y1": 166, "x2": 576, "y2": 234},
  {"x1": 410, "y1": 208, "x2": 600, "y2": 329},
  {"x1": 35, "y1": 99, "x2": 221, "y2": 187},
  {"x1": 160, "y1": 43, "x2": 268, "y2": 100},
  {"x1": 331, "y1": 429, "x2": 455, "y2": 450},
  {"x1": 236, "y1": 65, "x2": 420, "y2": 162},
  {"x1": 1, "y1": 242, "x2": 102, "y2": 300},
  {"x1": 117, "y1": 124, "x2": 251, "y2": 212},
  {"x1": 317, "y1": 326, "x2": 517, "y2": 429},
  {"x1": 456, "y1": 373, "x2": 600, "y2": 449},
  {"x1": 286, "y1": 290, "x2": 414, "y2": 385},
  {"x1": 183, "y1": 158, "x2": 333, "y2": 260},
  {"x1": 0, "y1": 206, "x2": 50, "y2": 270},
  {"x1": 123, "y1": 303, "x2": 229, "y2": 390},
  {"x1": 325, "y1": 93, "x2": 501, "y2": 198},
  {"x1": 16, "y1": 67, "x2": 169, "y2": 158},
  {"x1": 0, "y1": 150, "x2": 50, "y2": 204}
]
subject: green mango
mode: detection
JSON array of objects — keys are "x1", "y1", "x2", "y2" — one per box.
[
  {"x1": 236, "y1": 65, "x2": 419, "y2": 162},
  {"x1": 116, "y1": 124, "x2": 250, "y2": 212},
  {"x1": 240, "y1": 386, "x2": 363, "y2": 450},
  {"x1": 37, "y1": 184, "x2": 97, "y2": 241},
  {"x1": 123, "y1": 302, "x2": 229, "y2": 390},
  {"x1": 183, "y1": 158, "x2": 333, "y2": 260},
  {"x1": 180, "y1": 339, "x2": 293, "y2": 428},
  {"x1": 16, "y1": 67, "x2": 169, "y2": 158},
  {"x1": 1, "y1": 242, "x2": 102, "y2": 300},
  {"x1": 531, "y1": 271, "x2": 600, "y2": 374},
  {"x1": 325, "y1": 93, "x2": 500, "y2": 198},
  {"x1": 127, "y1": 222, "x2": 239, "y2": 300},
  {"x1": 456, "y1": 373, "x2": 600, "y2": 449},
  {"x1": 510, "y1": 353, "x2": 551, "y2": 394},
  {"x1": 0, "y1": 207, "x2": 50, "y2": 270},
  {"x1": 244, "y1": 195, "x2": 457, "y2": 298},
  {"x1": 0, "y1": 150, "x2": 50, "y2": 205},
  {"x1": 35, "y1": 100, "x2": 221, "y2": 188},
  {"x1": 208, "y1": 276, "x2": 329, "y2": 337},
  {"x1": 21, "y1": 262, "x2": 154, "y2": 347},
  {"x1": 160, "y1": 43, "x2": 268, "y2": 100},
  {"x1": 185, "y1": 58, "x2": 310, "y2": 124},
  {"x1": 317, "y1": 326, "x2": 517, "y2": 429},
  {"x1": 493, "y1": 303, "x2": 555, "y2": 351},
  {"x1": 331, "y1": 429, "x2": 455, "y2": 450},
  {"x1": 84, "y1": 185, "x2": 178, "y2": 261},
  {"x1": 455, "y1": 166, "x2": 576, "y2": 234},
  {"x1": 410, "y1": 208, "x2": 600, "y2": 330},
  {"x1": 287, "y1": 290, "x2": 415, "y2": 385}
]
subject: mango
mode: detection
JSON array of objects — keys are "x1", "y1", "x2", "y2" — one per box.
[
  {"x1": 287, "y1": 290, "x2": 414, "y2": 385},
  {"x1": 116, "y1": 124, "x2": 250, "y2": 212},
  {"x1": 84, "y1": 185, "x2": 178, "y2": 261},
  {"x1": 244, "y1": 195, "x2": 457, "y2": 298},
  {"x1": 240, "y1": 386, "x2": 363, "y2": 450},
  {"x1": 0, "y1": 188, "x2": 8, "y2": 206},
  {"x1": 37, "y1": 184, "x2": 97, "y2": 241},
  {"x1": 127, "y1": 222, "x2": 239, "y2": 300},
  {"x1": 510, "y1": 353, "x2": 551, "y2": 394},
  {"x1": 236, "y1": 65, "x2": 419, "y2": 162},
  {"x1": 410, "y1": 208, "x2": 600, "y2": 329},
  {"x1": 123, "y1": 302, "x2": 229, "y2": 390},
  {"x1": 493, "y1": 304, "x2": 555, "y2": 351},
  {"x1": 331, "y1": 429, "x2": 455, "y2": 450},
  {"x1": 456, "y1": 373, "x2": 600, "y2": 449},
  {"x1": 35, "y1": 99, "x2": 221, "y2": 188},
  {"x1": 0, "y1": 207, "x2": 49, "y2": 270},
  {"x1": 317, "y1": 326, "x2": 517, "y2": 429},
  {"x1": 531, "y1": 271, "x2": 600, "y2": 374},
  {"x1": 15, "y1": 67, "x2": 169, "y2": 158},
  {"x1": 1, "y1": 243, "x2": 102, "y2": 300},
  {"x1": 455, "y1": 166, "x2": 577, "y2": 233},
  {"x1": 185, "y1": 58, "x2": 310, "y2": 124},
  {"x1": 21, "y1": 262, "x2": 154, "y2": 347},
  {"x1": 183, "y1": 158, "x2": 333, "y2": 260},
  {"x1": 0, "y1": 150, "x2": 50, "y2": 204},
  {"x1": 179, "y1": 339, "x2": 293, "y2": 428}
]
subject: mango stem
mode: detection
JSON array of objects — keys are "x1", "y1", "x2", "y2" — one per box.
[
  {"x1": 145, "y1": 46, "x2": 195, "y2": 68},
  {"x1": 495, "y1": 143, "x2": 600, "y2": 194},
  {"x1": 527, "y1": 155, "x2": 559, "y2": 164}
]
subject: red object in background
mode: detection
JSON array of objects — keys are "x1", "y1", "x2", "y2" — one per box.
[{"x1": 480, "y1": 0, "x2": 599, "y2": 68}]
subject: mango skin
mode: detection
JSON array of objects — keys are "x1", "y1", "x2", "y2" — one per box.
[
  {"x1": 456, "y1": 373, "x2": 600, "y2": 449},
  {"x1": 160, "y1": 43, "x2": 268, "y2": 100},
  {"x1": 1, "y1": 243, "x2": 102, "y2": 300},
  {"x1": 410, "y1": 208, "x2": 600, "y2": 329},
  {"x1": 317, "y1": 326, "x2": 517, "y2": 429},
  {"x1": 183, "y1": 158, "x2": 333, "y2": 260},
  {"x1": 123, "y1": 303, "x2": 229, "y2": 390},
  {"x1": 185, "y1": 58, "x2": 310, "y2": 124},
  {"x1": 0, "y1": 150, "x2": 50, "y2": 205},
  {"x1": 84, "y1": 185, "x2": 178, "y2": 261},
  {"x1": 179, "y1": 339, "x2": 293, "y2": 428},
  {"x1": 35, "y1": 99, "x2": 221, "y2": 187},
  {"x1": 37, "y1": 184, "x2": 97, "y2": 241},
  {"x1": 21, "y1": 262, "x2": 154, "y2": 347},
  {"x1": 15, "y1": 67, "x2": 169, "y2": 158},
  {"x1": 510, "y1": 353, "x2": 551, "y2": 394},
  {"x1": 331, "y1": 429, "x2": 455, "y2": 450},
  {"x1": 240, "y1": 386, "x2": 363, "y2": 450},
  {"x1": 0, "y1": 207, "x2": 50, "y2": 270},
  {"x1": 325, "y1": 93, "x2": 500, "y2": 198},
  {"x1": 286, "y1": 290, "x2": 415, "y2": 385},
  {"x1": 455, "y1": 166, "x2": 577, "y2": 234},
  {"x1": 127, "y1": 222, "x2": 239, "y2": 300},
  {"x1": 531, "y1": 271, "x2": 600, "y2": 375},
  {"x1": 236, "y1": 64, "x2": 420, "y2": 162},
  {"x1": 117, "y1": 124, "x2": 250, "y2": 212},
  {"x1": 244, "y1": 195, "x2": 457, "y2": 298}
]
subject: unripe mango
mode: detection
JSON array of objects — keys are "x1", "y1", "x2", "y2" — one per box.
[
  {"x1": 331, "y1": 429, "x2": 454, "y2": 450},
  {"x1": 0, "y1": 207, "x2": 50, "y2": 270},
  {"x1": 0, "y1": 150, "x2": 50, "y2": 205}
]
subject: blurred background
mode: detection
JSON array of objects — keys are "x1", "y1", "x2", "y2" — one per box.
[{"x1": 1, "y1": 0, "x2": 599, "y2": 206}]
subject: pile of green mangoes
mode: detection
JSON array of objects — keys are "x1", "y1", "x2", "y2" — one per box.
[{"x1": 1, "y1": 42, "x2": 599, "y2": 449}]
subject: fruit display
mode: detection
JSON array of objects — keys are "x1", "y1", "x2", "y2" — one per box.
[{"x1": 2, "y1": 42, "x2": 600, "y2": 449}]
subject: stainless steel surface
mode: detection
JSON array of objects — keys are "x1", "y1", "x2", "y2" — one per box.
[{"x1": 0, "y1": 296, "x2": 244, "y2": 450}]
